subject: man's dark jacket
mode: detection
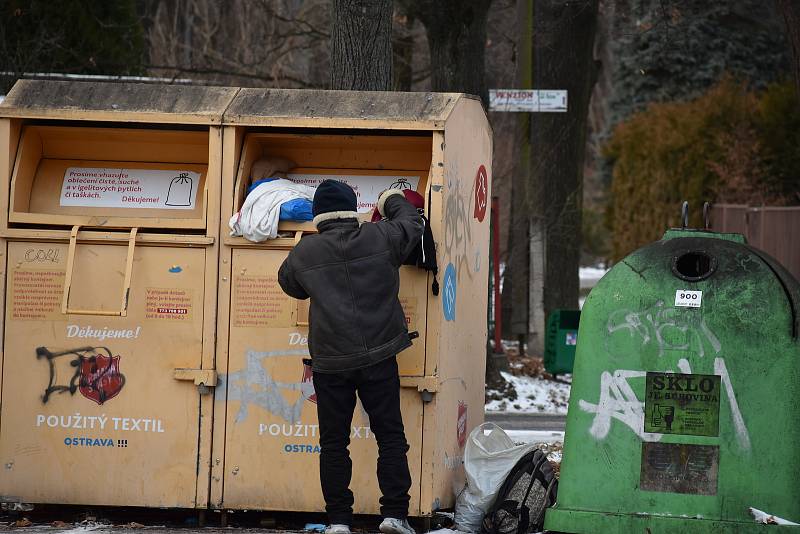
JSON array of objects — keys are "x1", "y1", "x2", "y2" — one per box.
[{"x1": 278, "y1": 190, "x2": 424, "y2": 373}]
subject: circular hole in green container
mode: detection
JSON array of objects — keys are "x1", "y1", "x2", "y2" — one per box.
[{"x1": 672, "y1": 251, "x2": 716, "y2": 281}]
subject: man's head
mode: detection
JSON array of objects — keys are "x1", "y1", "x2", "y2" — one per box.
[{"x1": 312, "y1": 180, "x2": 358, "y2": 225}]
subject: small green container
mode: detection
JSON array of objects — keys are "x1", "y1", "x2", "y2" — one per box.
[{"x1": 544, "y1": 310, "x2": 580, "y2": 375}]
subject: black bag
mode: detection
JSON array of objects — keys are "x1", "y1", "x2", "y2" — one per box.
[
  {"x1": 402, "y1": 210, "x2": 439, "y2": 295},
  {"x1": 481, "y1": 449, "x2": 559, "y2": 534}
]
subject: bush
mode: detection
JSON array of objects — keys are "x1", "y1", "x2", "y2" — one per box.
[{"x1": 605, "y1": 78, "x2": 800, "y2": 261}]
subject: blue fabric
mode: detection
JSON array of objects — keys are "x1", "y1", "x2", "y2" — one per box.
[
  {"x1": 248, "y1": 178, "x2": 313, "y2": 221},
  {"x1": 247, "y1": 177, "x2": 278, "y2": 193},
  {"x1": 280, "y1": 198, "x2": 313, "y2": 221}
]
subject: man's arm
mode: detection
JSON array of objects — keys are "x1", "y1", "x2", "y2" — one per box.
[
  {"x1": 278, "y1": 253, "x2": 309, "y2": 300},
  {"x1": 376, "y1": 189, "x2": 425, "y2": 266}
]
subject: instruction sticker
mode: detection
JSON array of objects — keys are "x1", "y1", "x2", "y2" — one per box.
[
  {"x1": 145, "y1": 288, "x2": 193, "y2": 321},
  {"x1": 640, "y1": 443, "x2": 719, "y2": 495},
  {"x1": 399, "y1": 296, "x2": 418, "y2": 330},
  {"x1": 288, "y1": 174, "x2": 420, "y2": 213},
  {"x1": 11, "y1": 268, "x2": 65, "y2": 321},
  {"x1": 60, "y1": 167, "x2": 200, "y2": 210},
  {"x1": 675, "y1": 289, "x2": 702, "y2": 308},
  {"x1": 645, "y1": 372, "x2": 720, "y2": 436}
]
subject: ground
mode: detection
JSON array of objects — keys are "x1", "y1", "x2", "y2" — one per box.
[{"x1": 485, "y1": 351, "x2": 571, "y2": 415}]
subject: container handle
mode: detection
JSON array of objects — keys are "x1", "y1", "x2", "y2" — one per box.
[
  {"x1": 681, "y1": 201, "x2": 689, "y2": 228},
  {"x1": 296, "y1": 299, "x2": 310, "y2": 327},
  {"x1": 61, "y1": 225, "x2": 138, "y2": 317}
]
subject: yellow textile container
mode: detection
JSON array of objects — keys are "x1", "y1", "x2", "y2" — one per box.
[
  {"x1": 213, "y1": 89, "x2": 492, "y2": 516},
  {"x1": 0, "y1": 80, "x2": 235, "y2": 508}
]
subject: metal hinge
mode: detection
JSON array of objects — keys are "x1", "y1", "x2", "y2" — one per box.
[
  {"x1": 173, "y1": 368, "x2": 218, "y2": 394},
  {"x1": 400, "y1": 376, "x2": 438, "y2": 403}
]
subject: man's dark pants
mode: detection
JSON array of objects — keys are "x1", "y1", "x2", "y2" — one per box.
[{"x1": 312, "y1": 356, "x2": 412, "y2": 525}]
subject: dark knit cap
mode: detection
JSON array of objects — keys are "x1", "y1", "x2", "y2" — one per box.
[{"x1": 312, "y1": 179, "x2": 358, "y2": 216}]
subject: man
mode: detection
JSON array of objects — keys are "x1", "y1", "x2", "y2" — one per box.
[{"x1": 278, "y1": 180, "x2": 423, "y2": 534}]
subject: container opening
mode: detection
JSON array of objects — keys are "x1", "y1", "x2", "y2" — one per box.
[
  {"x1": 231, "y1": 132, "x2": 433, "y2": 234},
  {"x1": 9, "y1": 125, "x2": 210, "y2": 231},
  {"x1": 672, "y1": 251, "x2": 716, "y2": 281}
]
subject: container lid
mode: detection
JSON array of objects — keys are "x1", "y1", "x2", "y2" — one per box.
[
  {"x1": 223, "y1": 88, "x2": 473, "y2": 130},
  {"x1": 0, "y1": 80, "x2": 239, "y2": 125}
]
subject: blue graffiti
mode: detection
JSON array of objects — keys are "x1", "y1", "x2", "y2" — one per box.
[{"x1": 443, "y1": 263, "x2": 457, "y2": 322}]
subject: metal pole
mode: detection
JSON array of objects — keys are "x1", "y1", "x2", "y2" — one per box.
[{"x1": 492, "y1": 196, "x2": 504, "y2": 353}]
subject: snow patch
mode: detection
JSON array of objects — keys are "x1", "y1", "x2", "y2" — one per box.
[
  {"x1": 485, "y1": 371, "x2": 571, "y2": 414},
  {"x1": 579, "y1": 266, "x2": 608, "y2": 288},
  {"x1": 749, "y1": 507, "x2": 799, "y2": 525}
]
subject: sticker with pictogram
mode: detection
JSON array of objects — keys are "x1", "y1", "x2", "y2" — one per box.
[{"x1": 473, "y1": 165, "x2": 488, "y2": 222}]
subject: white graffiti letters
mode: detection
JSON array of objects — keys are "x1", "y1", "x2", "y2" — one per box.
[
  {"x1": 607, "y1": 301, "x2": 721, "y2": 358},
  {"x1": 578, "y1": 370, "x2": 661, "y2": 442}
]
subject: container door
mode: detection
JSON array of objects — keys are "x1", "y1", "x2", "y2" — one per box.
[
  {"x1": 219, "y1": 247, "x2": 424, "y2": 514},
  {"x1": 398, "y1": 267, "x2": 429, "y2": 376},
  {"x1": 0, "y1": 239, "x2": 206, "y2": 507}
]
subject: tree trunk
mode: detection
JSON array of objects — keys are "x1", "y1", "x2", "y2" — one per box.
[
  {"x1": 393, "y1": 9, "x2": 415, "y2": 91},
  {"x1": 777, "y1": 0, "x2": 800, "y2": 102},
  {"x1": 330, "y1": 0, "x2": 393, "y2": 90},
  {"x1": 529, "y1": 0, "x2": 599, "y2": 320},
  {"x1": 505, "y1": 0, "x2": 534, "y2": 351},
  {"x1": 397, "y1": 0, "x2": 492, "y2": 104}
]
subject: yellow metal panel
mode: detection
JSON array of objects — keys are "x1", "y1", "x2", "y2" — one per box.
[
  {"x1": 210, "y1": 125, "x2": 245, "y2": 508},
  {"x1": 195, "y1": 124, "x2": 224, "y2": 508},
  {"x1": 0, "y1": 242, "x2": 206, "y2": 507},
  {"x1": 0, "y1": 228, "x2": 214, "y2": 246},
  {"x1": 219, "y1": 247, "x2": 423, "y2": 514},
  {"x1": 423, "y1": 98, "x2": 492, "y2": 512}
]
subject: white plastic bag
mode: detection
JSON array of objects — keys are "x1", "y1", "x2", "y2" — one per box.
[{"x1": 454, "y1": 422, "x2": 539, "y2": 533}]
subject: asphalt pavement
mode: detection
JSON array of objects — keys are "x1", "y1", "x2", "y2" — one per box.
[{"x1": 484, "y1": 411, "x2": 567, "y2": 432}]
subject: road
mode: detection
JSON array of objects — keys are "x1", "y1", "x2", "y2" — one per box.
[
  {"x1": 484, "y1": 411, "x2": 566, "y2": 444},
  {"x1": 485, "y1": 412, "x2": 566, "y2": 431}
]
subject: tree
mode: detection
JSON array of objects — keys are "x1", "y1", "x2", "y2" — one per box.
[
  {"x1": 142, "y1": 0, "x2": 330, "y2": 88},
  {"x1": 528, "y1": 0, "x2": 599, "y2": 344},
  {"x1": 503, "y1": 0, "x2": 532, "y2": 349},
  {"x1": 602, "y1": 0, "x2": 790, "y2": 154},
  {"x1": 397, "y1": 0, "x2": 493, "y2": 103},
  {"x1": 1, "y1": 0, "x2": 145, "y2": 92},
  {"x1": 330, "y1": 0, "x2": 393, "y2": 90},
  {"x1": 777, "y1": 0, "x2": 800, "y2": 102}
]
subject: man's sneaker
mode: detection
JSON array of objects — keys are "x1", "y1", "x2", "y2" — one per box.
[
  {"x1": 379, "y1": 517, "x2": 415, "y2": 534},
  {"x1": 324, "y1": 525, "x2": 351, "y2": 534}
]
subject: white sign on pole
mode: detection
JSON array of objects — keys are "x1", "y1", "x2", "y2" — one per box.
[
  {"x1": 489, "y1": 89, "x2": 568, "y2": 113},
  {"x1": 60, "y1": 167, "x2": 200, "y2": 209},
  {"x1": 288, "y1": 174, "x2": 420, "y2": 213}
]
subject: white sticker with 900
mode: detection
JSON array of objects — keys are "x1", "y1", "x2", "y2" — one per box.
[{"x1": 675, "y1": 290, "x2": 702, "y2": 308}]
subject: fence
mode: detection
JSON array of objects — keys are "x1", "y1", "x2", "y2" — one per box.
[{"x1": 711, "y1": 204, "x2": 800, "y2": 281}]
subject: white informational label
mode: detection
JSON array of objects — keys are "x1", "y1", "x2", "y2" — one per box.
[
  {"x1": 288, "y1": 174, "x2": 420, "y2": 213},
  {"x1": 60, "y1": 167, "x2": 200, "y2": 210},
  {"x1": 675, "y1": 290, "x2": 703, "y2": 308}
]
